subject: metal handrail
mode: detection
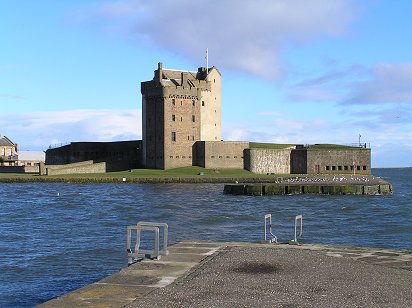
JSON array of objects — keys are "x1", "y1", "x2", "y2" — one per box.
[
  {"x1": 127, "y1": 221, "x2": 169, "y2": 265},
  {"x1": 264, "y1": 214, "x2": 278, "y2": 243}
]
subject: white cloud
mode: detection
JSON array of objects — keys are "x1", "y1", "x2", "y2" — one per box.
[
  {"x1": 0, "y1": 109, "x2": 141, "y2": 150},
  {"x1": 345, "y1": 63, "x2": 412, "y2": 105},
  {"x1": 81, "y1": 0, "x2": 359, "y2": 80},
  {"x1": 285, "y1": 64, "x2": 369, "y2": 103}
]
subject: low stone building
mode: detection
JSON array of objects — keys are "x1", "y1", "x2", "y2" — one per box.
[{"x1": 245, "y1": 144, "x2": 371, "y2": 175}]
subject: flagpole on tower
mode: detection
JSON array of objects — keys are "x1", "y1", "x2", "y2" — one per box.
[{"x1": 205, "y1": 48, "x2": 209, "y2": 77}]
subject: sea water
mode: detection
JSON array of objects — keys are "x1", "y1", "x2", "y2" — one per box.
[{"x1": 0, "y1": 168, "x2": 411, "y2": 307}]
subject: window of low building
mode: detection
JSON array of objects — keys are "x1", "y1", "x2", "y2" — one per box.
[
  {"x1": 332, "y1": 166, "x2": 336, "y2": 171},
  {"x1": 344, "y1": 166, "x2": 349, "y2": 171},
  {"x1": 363, "y1": 166, "x2": 367, "y2": 170},
  {"x1": 338, "y1": 166, "x2": 342, "y2": 171},
  {"x1": 326, "y1": 166, "x2": 330, "y2": 171},
  {"x1": 357, "y1": 166, "x2": 361, "y2": 171}
]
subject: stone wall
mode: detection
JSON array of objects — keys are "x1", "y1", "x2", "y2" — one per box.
[
  {"x1": 0, "y1": 165, "x2": 39, "y2": 173},
  {"x1": 46, "y1": 161, "x2": 106, "y2": 175},
  {"x1": 244, "y1": 148, "x2": 292, "y2": 174},
  {"x1": 46, "y1": 141, "x2": 141, "y2": 169},
  {"x1": 195, "y1": 141, "x2": 249, "y2": 169},
  {"x1": 306, "y1": 148, "x2": 371, "y2": 175}
]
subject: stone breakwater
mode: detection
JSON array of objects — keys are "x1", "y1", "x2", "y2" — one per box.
[{"x1": 224, "y1": 175, "x2": 393, "y2": 196}]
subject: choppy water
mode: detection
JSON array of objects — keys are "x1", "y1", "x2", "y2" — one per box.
[{"x1": 0, "y1": 168, "x2": 411, "y2": 307}]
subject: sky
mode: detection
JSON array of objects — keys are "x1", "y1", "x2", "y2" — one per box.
[{"x1": 1, "y1": 0, "x2": 412, "y2": 167}]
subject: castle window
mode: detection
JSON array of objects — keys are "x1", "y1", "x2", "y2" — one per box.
[
  {"x1": 357, "y1": 165, "x2": 361, "y2": 171},
  {"x1": 226, "y1": 156, "x2": 230, "y2": 158},
  {"x1": 363, "y1": 166, "x2": 367, "y2": 170},
  {"x1": 181, "y1": 117, "x2": 183, "y2": 121},
  {"x1": 176, "y1": 156, "x2": 179, "y2": 158},
  {"x1": 234, "y1": 156, "x2": 237, "y2": 158},
  {"x1": 219, "y1": 156, "x2": 222, "y2": 158},
  {"x1": 344, "y1": 166, "x2": 349, "y2": 171},
  {"x1": 192, "y1": 115, "x2": 195, "y2": 122},
  {"x1": 172, "y1": 114, "x2": 176, "y2": 121},
  {"x1": 192, "y1": 136, "x2": 194, "y2": 140},
  {"x1": 202, "y1": 101, "x2": 205, "y2": 106},
  {"x1": 189, "y1": 156, "x2": 192, "y2": 158},
  {"x1": 350, "y1": 166, "x2": 354, "y2": 170},
  {"x1": 338, "y1": 166, "x2": 342, "y2": 171},
  {"x1": 172, "y1": 99, "x2": 175, "y2": 105},
  {"x1": 181, "y1": 101, "x2": 182, "y2": 105},
  {"x1": 187, "y1": 136, "x2": 190, "y2": 140},
  {"x1": 192, "y1": 100, "x2": 195, "y2": 106},
  {"x1": 182, "y1": 156, "x2": 186, "y2": 158},
  {"x1": 214, "y1": 79, "x2": 216, "y2": 83},
  {"x1": 332, "y1": 166, "x2": 336, "y2": 171},
  {"x1": 211, "y1": 156, "x2": 215, "y2": 158},
  {"x1": 326, "y1": 166, "x2": 330, "y2": 171},
  {"x1": 171, "y1": 132, "x2": 176, "y2": 142},
  {"x1": 170, "y1": 156, "x2": 173, "y2": 158}
]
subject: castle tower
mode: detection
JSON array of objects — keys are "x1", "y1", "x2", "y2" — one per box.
[{"x1": 141, "y1": 62, "x2": 221, "y2": 169}]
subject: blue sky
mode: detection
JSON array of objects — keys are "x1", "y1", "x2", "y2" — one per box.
[{"x1": 1, "y1": 0, "x2": 412, "y2": 167}]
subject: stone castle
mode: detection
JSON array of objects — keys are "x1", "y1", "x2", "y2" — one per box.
[{"x1": 45, "y1": 62, "x2": 371, "y2": 175}]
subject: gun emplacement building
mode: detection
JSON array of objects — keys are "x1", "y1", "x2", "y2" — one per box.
[{"x1": 45, "y1": 62, "x2": 371, "y2": 175}]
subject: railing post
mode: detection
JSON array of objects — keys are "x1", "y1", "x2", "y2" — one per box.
[{"x1": 289, "y1": 215, "x2": 303, "y2": 245}]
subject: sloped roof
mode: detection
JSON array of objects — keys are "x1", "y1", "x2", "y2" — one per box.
[{"x1": 0, "y1": 136, "x2": 15, "y2": 147}]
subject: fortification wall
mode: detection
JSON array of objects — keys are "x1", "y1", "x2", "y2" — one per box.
[
  {"x1": 244, "y1": 148, "x2": 292, "y2": 174},
  {"x1": 0, "y1": 165, "x2": 39, "y2": 173},
  {"x1": 46, "y1": 141, "x2": 141, "y2": 169},
  {"x1": 306, "y1": 148, "x2": 371, "y2": 175},
  {"x1": 195, "y1": 141, "x2": 249, "y2": 169},
  {"x1": 46, "y1": 161, "x2": 106, "y2": 176}
]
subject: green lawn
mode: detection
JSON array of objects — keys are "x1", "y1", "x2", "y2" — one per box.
[
  {"x1": 0, "y1": 166, "x2": 286, "y2": 182},
  {"x1": 47, "y1": 166, "x2": 268, "y2": 179},
  {"x1": 249, "y1": 142, "x2": 294, "y2": 149}
]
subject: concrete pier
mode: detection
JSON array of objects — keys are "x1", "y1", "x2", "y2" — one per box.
[
  {"x1": 223, "y1": 174, "x2": 393, "y2": 196},
  {"x1": 39, "y1": 241, "x2": 412, "y2": 307}
]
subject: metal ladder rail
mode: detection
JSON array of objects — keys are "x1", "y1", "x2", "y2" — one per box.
[
  {"x1": 264, "y1": 214, "x2": 278, "y2": 243},
  {"x1": 290, "y1": 215, "x2": 303, "y2": 245},
  {"x1": 127, "y1": 222, "x2": 169, "y2": 265}
]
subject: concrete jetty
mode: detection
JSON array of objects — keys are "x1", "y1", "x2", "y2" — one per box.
[
  {"x1": 39, "y1": 241, "x2": 412, "y2": 307},
  {"x1": 224, "y1": 175, "x2": 393, "y2": 196}
]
